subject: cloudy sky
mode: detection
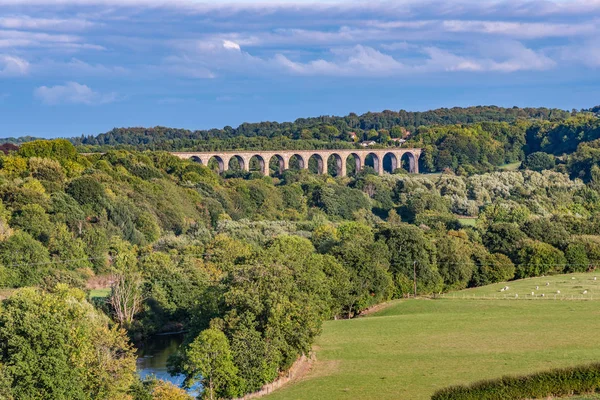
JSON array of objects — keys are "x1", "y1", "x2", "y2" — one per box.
[{"x1": 1, "y1": 0, "x2": 599, "y2": 138}]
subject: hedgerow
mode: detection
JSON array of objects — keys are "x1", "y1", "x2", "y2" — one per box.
[{"x1": 431, "y1": 363, "x2": 600, "y2": 400}]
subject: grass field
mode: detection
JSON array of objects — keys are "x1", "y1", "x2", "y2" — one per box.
[
  {"x1": 441, "y1": 272, "x2": 599, "y2": 300},
  {"x1": 498, "y1": 161, "x2": 522, "y2": 171},
  {"x1": 88, "y1": 287, "x2": 111, "y2": 299},
  {"x1": 267, "y1": 272, "x2": 600, "y2": 400},
  {"x1": 457, "y1": 217, "x2": 477, "y2": 227}
]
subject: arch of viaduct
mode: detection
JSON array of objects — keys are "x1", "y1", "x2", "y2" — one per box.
[{"x1": 172, "y1": 148, "x2": 421, "y2": 176}]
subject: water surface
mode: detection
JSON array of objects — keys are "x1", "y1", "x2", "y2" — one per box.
[{"x1": 136, "y1": 333, "x2": 201, "y2": 396}]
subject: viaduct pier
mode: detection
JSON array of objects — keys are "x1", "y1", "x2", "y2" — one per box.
[{"x1": 172, "y1": 148, "x2": 421, "y2": 177}]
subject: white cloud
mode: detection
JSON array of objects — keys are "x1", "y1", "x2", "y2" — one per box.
[
  {"x1": 0, "y1": 16, "x2": 97, "y2": 31},
  {"x1": 34, "y1": 81, "x2": 118, "y2": 105},
  {"x1": 0, "y1": 29, "x2": 104, "y2": 51},
  {"x1": 558, "y1": 41, "x2": 600, "y2": 68},
  {"x1": 222, "y1": 40, "x2": 240, "y2": 51},
  {"x1": 422, "y1": 41, "x2": 555, "y2": 73},
  {"x1": 380, "y1": 42, "x2": 413, "y2": 51},
  {"x1": 274, "y1": 41, "x2": 556, "y2": 77},
  {"x1": 441, "y1": 20, "x2": 598, "y2": 39},
  {"x1": 0, "y1": 54, "x2": 30, "y2": 76},
  {"x1": 275, "y1": 45, "x2": 406, "y2": 76},
  {"x1": 36, "y1": 58, "x2": 127, "y2": 76}
]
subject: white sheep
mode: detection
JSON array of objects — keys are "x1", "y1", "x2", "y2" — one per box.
[
  {"x1": 504, "y1": 286, "x2": 510, "y2": 290},
  {"x1": 546, "y1": 282, "x2": 550, "y2": 286},
  {"x1": 557, "y1": 290, "x2": 561, "y2": 294},
  {"x1": 500, "y1": 288, "x2": 505, "y2": 292},
  {"x1": 531, "y1": 292, "x2": 535, "y2": 296},
  {"x1": 594, "y1": 277, "x2": 597, "y2": 281},
  {"x1": 541, "y1": 294, "x2": 545, "y2": 297},
  {"x1": 515, "y1": 294, "x2": 518, "y2": 298},
  {"x1": 583, "y1": 290, "x2": 588, "y2": 294},
  {"x1": 572, "y1": 277, "x2": 576, "y2": 280},
  {"x1": 536, "y1": 286, "x2": 539, "y2": 290}
]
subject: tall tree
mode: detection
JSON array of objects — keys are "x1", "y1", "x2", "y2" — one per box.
[{"x1": 182, "y1": 328, "x2": 240, "y2": 400}]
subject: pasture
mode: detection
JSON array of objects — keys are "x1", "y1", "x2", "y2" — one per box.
[{"x1": 267, "y1": 272, "x2": 600, "y2": 400}]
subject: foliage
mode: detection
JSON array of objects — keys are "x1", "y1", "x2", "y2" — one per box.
[
  {"x1": 0, "y1": 231, "x2": 50, "y2": 287},
  {"x1": 3, "y1": 131, "x2": 600, "y2": 399},
  {"x1": 181, "y1": 327, "x2": 241, "y2": 400},
  {"x1": 522, "y1": 151, "x2": 555, "y2": 171},
  {"x1": 515, "y1": 240, "x2": 567, "y2": 278},
  {"x1": 431, "y1": 363, "x2": 600, "y2": 400},
  {"x1": 0, "y1": 286, "x2": 136, "y2": 399}
]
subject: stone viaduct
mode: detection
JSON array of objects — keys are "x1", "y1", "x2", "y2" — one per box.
[{"x1": 171, "y1": 148, "x2": 422, "y2": 176}]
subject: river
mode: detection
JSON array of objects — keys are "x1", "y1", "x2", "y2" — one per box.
[{"x1": 136, "y1": 333, "x2": 201, "y2": 397}]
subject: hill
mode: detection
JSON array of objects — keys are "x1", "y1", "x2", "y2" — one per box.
[{"x1": 266, "y1": 272, "x2": 600, "y2": 400}]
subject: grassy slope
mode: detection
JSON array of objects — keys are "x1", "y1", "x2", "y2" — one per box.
[
  {"x1": 442, "y1": 272, "x2": 599, "y2": 300},
  {"x1": 267, "y1": 273, "x2": 600, "y2": 400}
]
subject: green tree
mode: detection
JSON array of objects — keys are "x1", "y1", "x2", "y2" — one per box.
[
  {"x1": 48, "y1": 224, "x2": 92, "y2": 270},
  {"x1": 523, "y1": 152, "x2": 555, "y2": 171},
  {"x1": 470, "y1": 246, "x2": 515, "y2": 286},
  {"x1": 0, "y1": 286, "x2": 136, "y2": 399},
  {"x1": 29, "y1": 157, "x2": 66, "y2": 183},
  {"x1": 516, "y1": 240, "x2": 567, "y2": 278},
  {"x1": 564, "y1": 243, "x2": 590, "y2": 273},
  {"x1": 0, "y1": 231, "x2": 50, "y2": 287},
  {"x1": 182, "y1": 328, "x2": 241, "y2": 400},
  {"x1": 378, "y1": 224, "x2": 442, "y2": 295},
  {"x1": 436, "y1": 234, "x2": 475, "y2": 290},
  {"x1": 67, "y1": 176, "x2": 105, "y2": 207},
  {"x1": 11, "y1": 203, "x2": 52, "y2": 243},
  {"x1": 482, "y1": 223, "x2": 527, "y2": 259},
  {"x1": 227, "y1": 313, "x2": 278, "y2": 394},
  {"x1": 331, "y1": 222, "x2": 393, "y2": 315}
]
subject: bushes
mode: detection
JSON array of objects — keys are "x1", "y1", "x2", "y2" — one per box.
[
  {"x1": 431, "y1": 363, "x2": 600, "y2": 400},
  {"x1": 522, "y1": 151, "x2": 555, "y2": 171},
  {"x1": 67, "y1": 176, "x2": 105, "y2": 206}
]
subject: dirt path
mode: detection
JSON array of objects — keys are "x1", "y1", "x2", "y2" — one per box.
[
  {"x1": 358, "y1": 300, "x2": 398, "y2": 317},
  {"x1": 234, "y1": 353, "x2": 316, "y2": 399}
]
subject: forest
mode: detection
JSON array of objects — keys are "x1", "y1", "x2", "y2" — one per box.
[{"x1": 1, "y1": 106, "x2": 600, "y2": 399}]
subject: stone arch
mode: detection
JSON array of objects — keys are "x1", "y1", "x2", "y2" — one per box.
[
  {"x1": 401, "y1": 152, "x2": 418, "y2": 173},
  {"x1": 208, "y1": 155, "x2": 225, "y2": 173},
  {"x1": 365, "y1": 153, "x2": 381, "y2": 174},
  {"x1": 308, "y1": 153, "x2": 325, "y2": 174},
  {"x1": 228, "y1": 155, "x2": 246, "y2": 172},
  {"x1": 269, "y1": 154, "x2": 285, "y2": 175},
  {"x1": 249, "y1": 155, "x2": 266, "y2": 175},
  {"x1": 346, "y1": 153, "x2": 362, "y2": 176},
  {"x1": 190, "y1": 156, "x2": 203, "y2": 165},
  {"x1": 383, "y1": 152, "x2": 398, "y2": 174},
  {"x1": 288, "y1": 154, "x2": 306, "y2": 170},
  {"x1": 327, "y1": 153, "x2": 344, "y2": 177}
]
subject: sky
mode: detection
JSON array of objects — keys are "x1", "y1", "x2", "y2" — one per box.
[{"x1": 0, "y1": 0, "x2": 599, "y2": 138}]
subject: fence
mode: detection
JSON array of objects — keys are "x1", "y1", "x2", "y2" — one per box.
[{"x1": 434, "y1": 293, "x2": 595, "y2": 301}]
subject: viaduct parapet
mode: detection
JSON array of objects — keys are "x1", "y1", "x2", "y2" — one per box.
[{"x1": 171, "y1": 148, "x2": 421, "y2": 176}]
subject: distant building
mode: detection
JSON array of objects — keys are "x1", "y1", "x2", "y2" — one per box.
[
  {"x1": 360, "y1": 141, "x2": 376, "y2": 147},
  {"x1": 389, "y1": 138, "x2": 406, "y2": 144},
  {"x1": 348, "y1": 131, "x2": 357, "y2": 141}
]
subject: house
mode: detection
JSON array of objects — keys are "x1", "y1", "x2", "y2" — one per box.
[
  {"x1": 347, "y1": 131, "x2": 357, "y2": 141},
  {"x1": 389, "y1": 138, "x2": 406, "y2": 144},
  {"x1": 360, "y1": 141, "x2": 376, "y2": 147}
]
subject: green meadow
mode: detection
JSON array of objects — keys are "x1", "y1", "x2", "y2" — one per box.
[{"x1": 267, "y1": 272, "x2": 600, "y2": 400}]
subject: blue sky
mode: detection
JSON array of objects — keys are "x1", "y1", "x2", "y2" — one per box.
[{"x1": 0, "y1": 0, "x2": 599, "y2": 138}]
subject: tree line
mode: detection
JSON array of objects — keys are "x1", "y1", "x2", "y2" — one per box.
[{"x1": 1, "y1": 138, "x2": 600, "y2": 398}]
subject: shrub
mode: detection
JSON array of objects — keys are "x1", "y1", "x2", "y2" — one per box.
[
  {"x1": 431, "y1": 363, "x2": 600, "y2": 400},
  {"x1": 67, "y1": 176, "x2": 105, "y2": 206},
  {"x1": 523, "y1": 151, "x2": 555, "y2": 171}
]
